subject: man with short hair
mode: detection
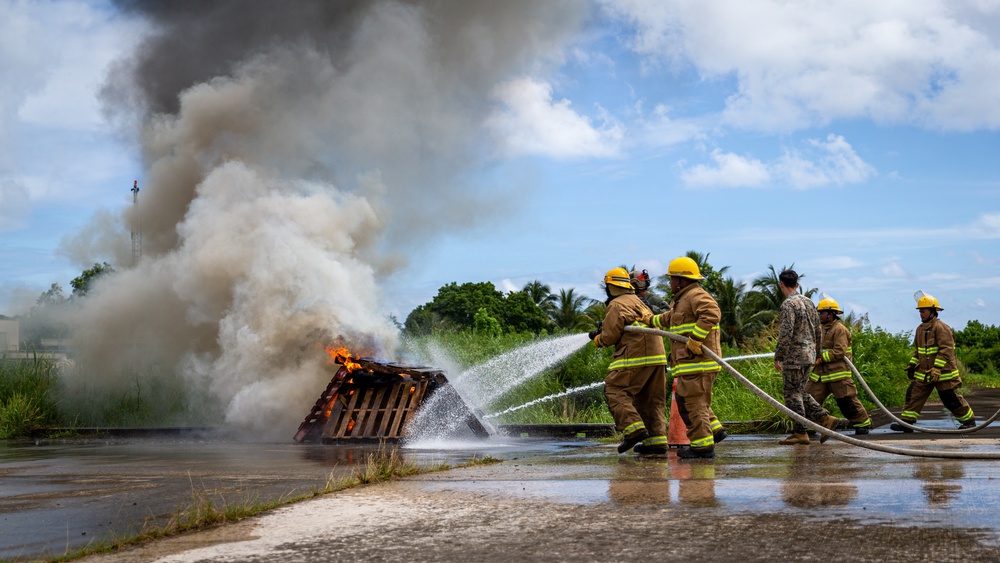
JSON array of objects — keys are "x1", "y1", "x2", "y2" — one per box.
[
  {"x1": 774, "y1": 269, "x2": 840, "y2": 445},
  {"x1": 890, "y1": 292, "x2": 975, "y2": 432}
]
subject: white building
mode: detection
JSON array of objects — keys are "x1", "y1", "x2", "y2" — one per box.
[{"x1": 0, "y1": 319, "x2": 19, "y2": 352}]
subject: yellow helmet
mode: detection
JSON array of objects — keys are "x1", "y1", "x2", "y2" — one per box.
[
  {"x1": 604, "y1": 267, "x2": 632, "y2": 289},
  {"x1": 667, "y1": 256, "x2": 704, "y2": 280},
  {"x1": 914, "y1": 290, "x2": 943, "y2": 311},
  {"x1": 817, "y1": 298, "x2": 842, "y2": 314}
]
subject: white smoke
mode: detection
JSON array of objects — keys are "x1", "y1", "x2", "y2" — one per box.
[{"x1": 60, "y1": 1, "x2": 587, "y2": 439}]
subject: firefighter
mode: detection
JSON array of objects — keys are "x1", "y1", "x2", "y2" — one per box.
[
  {"x1": 591, "y1": 267, "x2": 669, "y2": 454},
  {"x1": 890, "y1": 292, "x2": 975, "y2": 432},
  {"x1": 642, "y1": 257, "x2": 725, "y2": 459},
  {"x1": 630, "y1": 269, "x2": 668, "y2": 314},
  {"x1": 807, "y1": 296, "x2": 872, "y2": 436}
]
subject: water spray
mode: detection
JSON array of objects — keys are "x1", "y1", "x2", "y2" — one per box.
[{"x1": 625, "y1": 326, "x2": 1000, "y2": 460}]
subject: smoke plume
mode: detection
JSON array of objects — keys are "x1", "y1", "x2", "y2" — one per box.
[{"x1": 62, "y1": 0, "x2": 585, "y2": 438}]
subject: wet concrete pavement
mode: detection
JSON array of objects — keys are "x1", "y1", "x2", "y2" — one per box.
[
  {"x1": 3, "y1": 392, "x2": 1000, "y2": 562},
  {"x1": 70, "y1": 430, "x2": 1000, "y2": 563}
]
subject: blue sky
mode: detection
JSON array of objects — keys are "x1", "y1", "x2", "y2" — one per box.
[{"x1": 2, "y1": 0, "x2": 999, "y2": 337}]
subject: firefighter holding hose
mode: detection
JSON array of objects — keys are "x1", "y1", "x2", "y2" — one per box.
[
  {"x1": 807, "y1": 295, "x2": 872, "y2": 435},
  {"x1": 641, "y1": 257, "x2": 726, "y2": 459},
  {"x1": 890, "y1": 292, "x2": 976, "y2": 432},
  {"x1": 590, "y1": 267, "x2": 669, "y2": 455}
]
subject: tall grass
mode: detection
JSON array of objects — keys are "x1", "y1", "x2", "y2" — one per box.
[{"x1": 0, "y1": 356, "x2": 61, "y2": 437}]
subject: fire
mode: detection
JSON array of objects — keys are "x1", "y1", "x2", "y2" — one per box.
[{"x1": 324, "y1": 344, "x2": 362, "y2": 372}]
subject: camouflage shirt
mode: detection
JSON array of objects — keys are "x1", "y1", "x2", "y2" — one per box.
[{"x1": 774, "y1": 293, "x2": 821, "y2": 366}]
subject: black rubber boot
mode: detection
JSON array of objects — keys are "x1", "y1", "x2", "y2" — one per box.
[
  {"x1": 618, "y1": 430, "x2": 649, "y2": 453},
  {"x1": 633, "y1": 444, "x2": 668, "y2": 455},
  {"x1": 960, "y1": 419, "x2": 976, "y2": 429},
  {"x1": 713, "y1": 429, "x2": 728, "y2": 444},
  {"x1": 889, "y1": 422, "x2": 914, "y2": 433},
  {"x1": 854, "y1": 427, "x2": 870, "y2": 435},
  {"x1": 676, "y1": 447, "x2": 714, "y2": 459}
]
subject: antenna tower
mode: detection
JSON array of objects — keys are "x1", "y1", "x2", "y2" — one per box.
[{"x1": 131, "y1": 180, "x2": 142, "y2": 266}]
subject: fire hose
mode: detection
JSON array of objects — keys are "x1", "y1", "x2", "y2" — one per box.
[
  {"x1": 624, "y1": 325, "x2": 1000, "y2": 459},
  {"x1": 846, "y1": 357, "x2": 1000, "y2": 434}
]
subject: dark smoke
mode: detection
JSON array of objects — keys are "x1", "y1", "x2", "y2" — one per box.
[{"x1": 61, "y1": 0, "x2": 587, "y2": 438}]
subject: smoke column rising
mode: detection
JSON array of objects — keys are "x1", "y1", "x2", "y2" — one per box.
[{"x1": 62, "y1": 0, "x2": 586, "y2": 438}]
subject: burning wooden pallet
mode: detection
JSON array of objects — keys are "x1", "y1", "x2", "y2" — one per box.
[{"x1": 294, "y1": 356, "x2": 489, "y2": 443}]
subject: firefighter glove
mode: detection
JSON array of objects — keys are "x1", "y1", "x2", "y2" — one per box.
[
  {"x1": 640, "y1": 311, "x2": 654, "y2": 326},
  {"x1": 814, "y1": 357, "x2": 823, "y2": 367},
  {"x1": 929, "y1": 367, "x2": 941, "y2": 383},
  {"x1": 685, "y1": 338, "x2": 703, "y2": 356}
]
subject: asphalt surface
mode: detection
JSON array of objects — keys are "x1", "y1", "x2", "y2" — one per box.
[{"x1": 2, "y1": 391, "x2": 1000, "y2": 562}]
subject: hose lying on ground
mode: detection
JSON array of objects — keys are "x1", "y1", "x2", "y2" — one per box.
[
  {"x1": 847, "y1": 357, "x2": 1000, "y2": 434},
  {"x1": 624, "y1": 325, "x2": 1000, "y2": 459}
]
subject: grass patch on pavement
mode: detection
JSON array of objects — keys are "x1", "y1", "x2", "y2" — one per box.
[{"x1": 48, "y1": 444, "x2": 501, "y2": 562}]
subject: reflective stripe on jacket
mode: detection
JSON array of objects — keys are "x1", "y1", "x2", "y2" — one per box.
[
  {"x1": 651, "y1": 283, "x2": 721, "y2": 374},
  {"x1": 811, "y1": 319, "x2": 853, "y2": 382},
  {"x1": 595, "y1": 293, "x2": 667, "y2": 371},
  {"x1": 909, "y1": 317, "x2": 959, "y2": 380}
]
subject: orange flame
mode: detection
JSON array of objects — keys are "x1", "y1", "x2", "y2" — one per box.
[{"x1": 324, "y1": 344, "x2": 362, "y2": 372}]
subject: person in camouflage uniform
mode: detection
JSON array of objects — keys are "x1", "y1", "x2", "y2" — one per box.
[{"x1": 773, "y1": 270, "x2": 840, "y2": 445}]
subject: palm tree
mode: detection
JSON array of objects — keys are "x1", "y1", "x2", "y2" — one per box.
[
  {"x1": 752, "y1": 264, "x2": 818, "y2": 314},
  {"x1": 713, "y1": 277, "x2": 776, "y2": 348},
  {"x1": 521, "y1": 280, "x2": 557, "y2": 315},
  {"x1": 550, "y1": 288, "x2": 598, "y2": 332}
]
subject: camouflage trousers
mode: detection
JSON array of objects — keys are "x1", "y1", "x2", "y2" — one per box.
[{"x1": 782, "y1": 365, "x2": 828, "y2": 433}]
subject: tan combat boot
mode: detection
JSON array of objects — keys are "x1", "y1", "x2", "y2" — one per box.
[
  {"x1": 779, "y1": 432, "x2": 810, "y2": 445},
  {"x1": 818, "y1": 415, "x2": 840, "y2": 444}
]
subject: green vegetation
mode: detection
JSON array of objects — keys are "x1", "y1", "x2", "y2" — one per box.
[{"x1": 0, "y1": 357, "x2": 61, "y2": 438}]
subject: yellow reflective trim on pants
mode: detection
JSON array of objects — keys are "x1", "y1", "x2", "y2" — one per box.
[
  {"x1": 623, "y1": 421, "x2": 645, "y2": 436},
  {"x1": 854, "y1": 419, "x2": 872, "y2": 428},
  {"x1": 901, "y1": 411, "x2": 920, "y2": 421},
  {"x1": 690, "y1": 435, "x2": 715, "y2": 449},
  {"x1": 608, "y1": 355, "x2": 668, "y2": 370},
  {"x1": 644, "y1": 435, "x2": 667, "y2": 446},
  {"x1": 709, "y1": 419, "x2": 723, "y2": 432},
  {"x1": 671, "y1": 361, "x2": 720, "y2": 375},
  {"x1": 957, "y1": 409, "x2": 975, "y2": 422},
  {"x1": 809, "y1": 371, "x2": 851, "y2": 382},
  {"x1": 914, "y1": 370, "x2": 959, "y2": 382}
]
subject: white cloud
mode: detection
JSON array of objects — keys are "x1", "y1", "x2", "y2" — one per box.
[
  {"x1": 680, "y1": 149, "x2": 770, "y2": 187},
  {"x1": 971, "y1": 250, "x2": 998, "y2": 265},
  {"x1": 682, "y1": 134, "x2": 874, "y2": 189},
  {"x1": 800, "y1": 256, "x2": 864, "y2": 270},
  {"x1": 487, "y1": 76, "x2": 624, "y2": 159},
  {"x1": 972, "y1": 297, "x2": 987, "y2": 309},
  {"x1": 0, "y1": 179, "x2": 31, "y2": 232},
  {"x1": 880, "y1": 259, "x2": 911, "y2": 278},
  {"x1": 603, "y1": 0, "x2": 1000, "y2": 132},
  {"x1": 498, "y1": 278, "x2": 519, "y2": 293}
]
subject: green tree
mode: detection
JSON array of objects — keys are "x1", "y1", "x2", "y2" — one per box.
[
  {"x1": 713, "y1": 276, "x2": 775, "y2": 348},
  {"x1": 549, "y1": 288, "x2": 597, "y2": 332},
  {"x1": 521, "y1": 280, "x2": 557, "y2": 313},
  {"x1": 71, "y1": 262, "x2": 116, "y2": 298},
  {"x1": 403, "y1": 281, "x2": 548, "y2": 336},
  {"x1": 473, "y1": 307, "x2": 502, "y2": 337}
]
